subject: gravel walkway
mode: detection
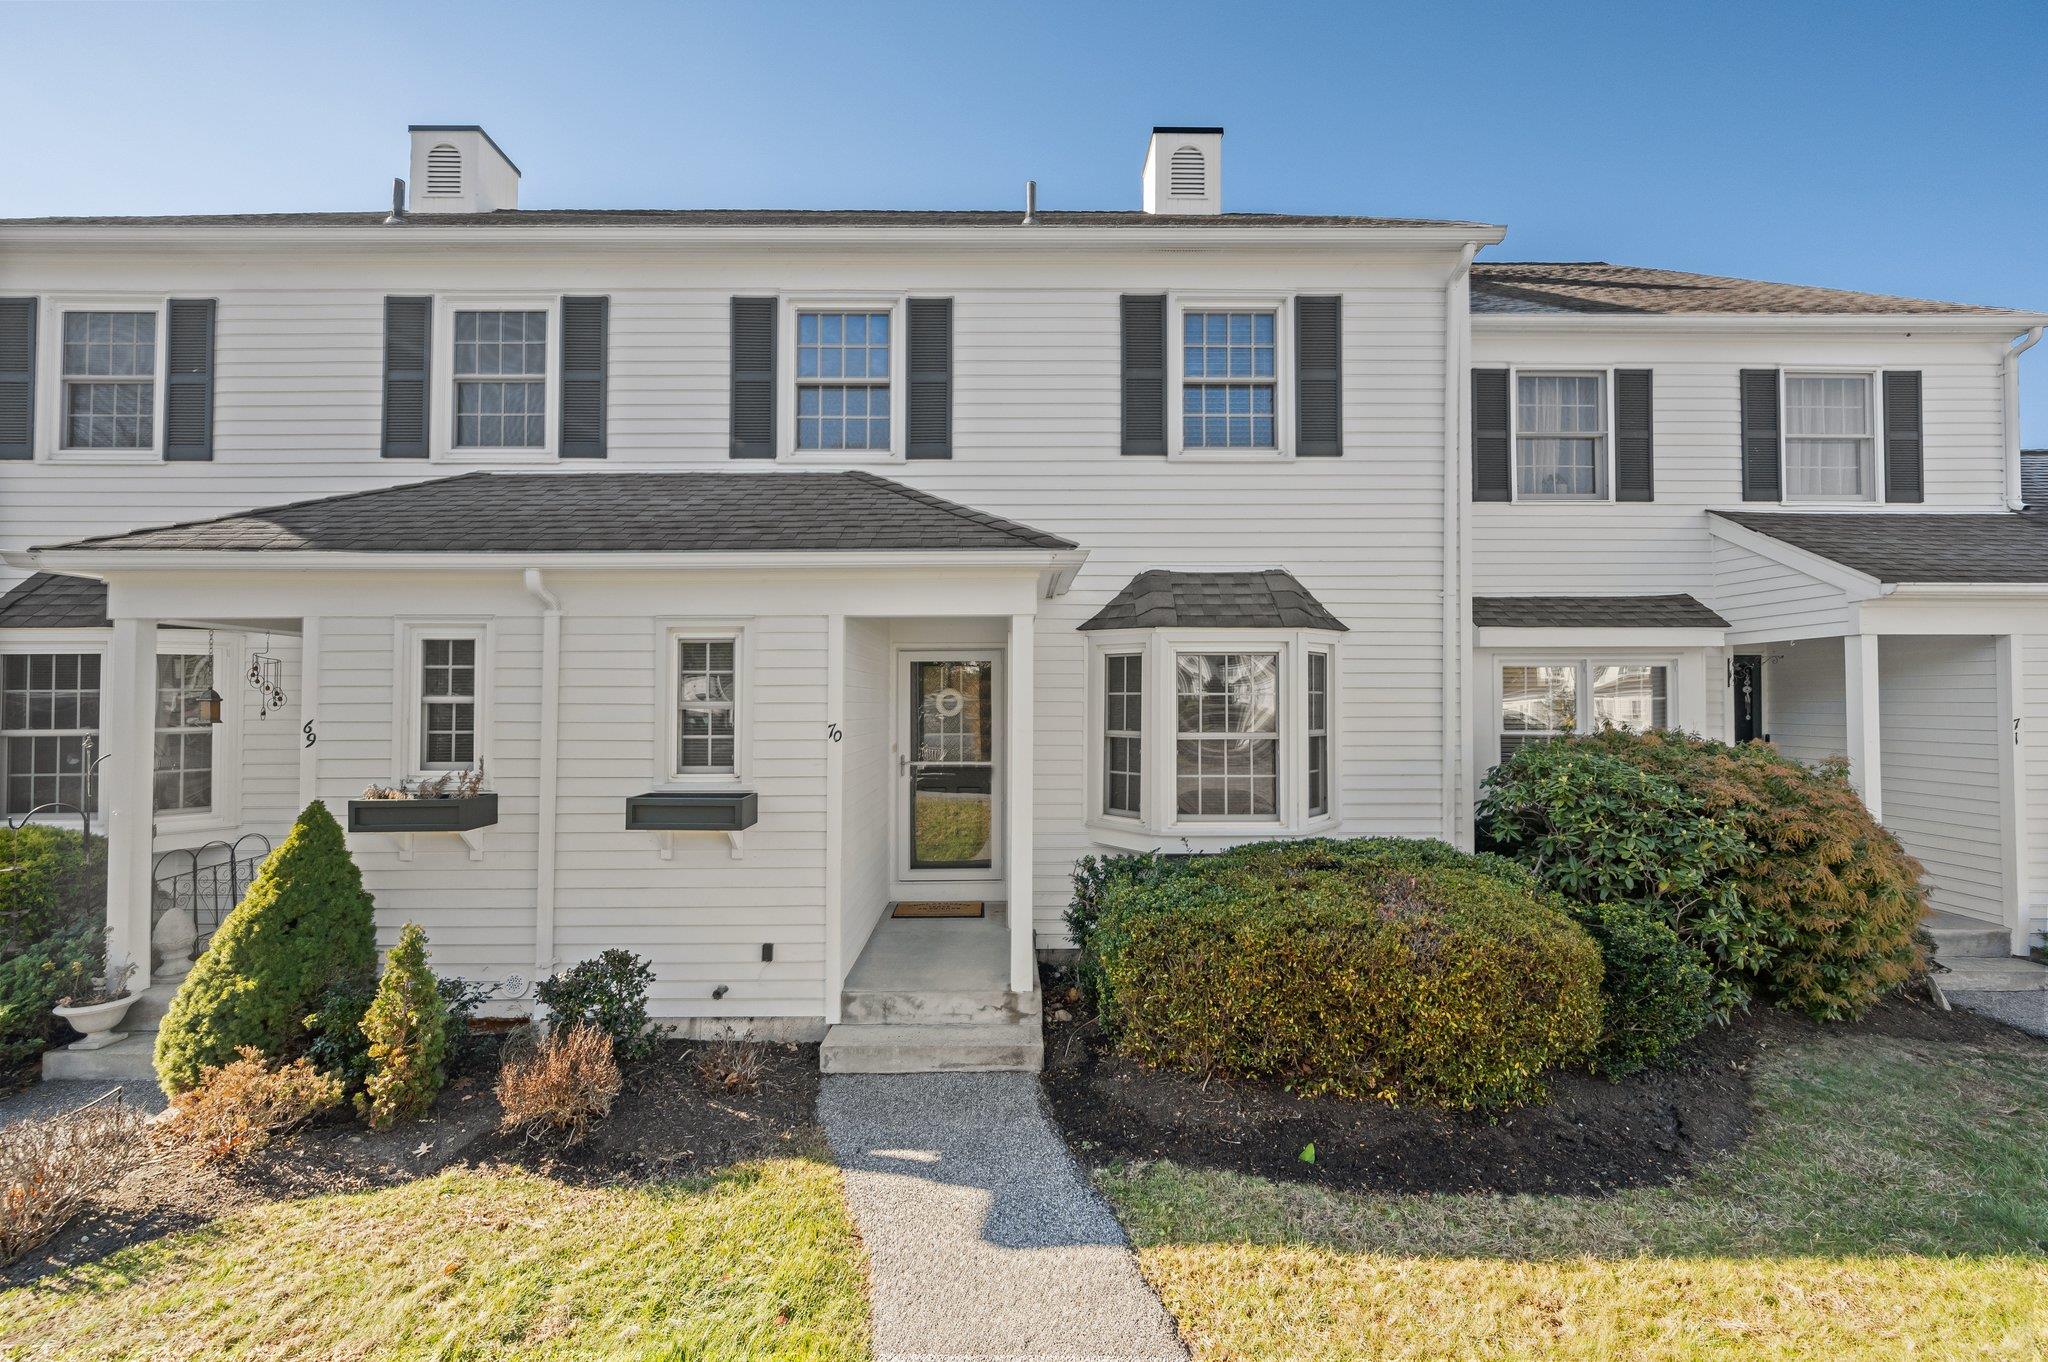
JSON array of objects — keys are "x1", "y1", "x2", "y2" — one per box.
[
  {"x1": 819, "y1": 1071, "x2": 1185, "y2": 1362},
  {"x1": 0, "y1": 1078, "x2": 166, "y2": 1129}
]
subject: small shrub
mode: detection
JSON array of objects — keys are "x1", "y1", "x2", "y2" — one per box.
[
  {"x1": 535, "y1": 950, "x2": 657, "y2": 1060},
  {"x1": 0, "y1": 926, "x2": 98, "y2": 1069},
  {"x1": 159, "y1": 1048, "x2": 343, "y2": 1162},
  {"x1": 302, "y1": 973, "x2": 377, "y2": 1092},
  {"x1": 0, "y1": 825, "x2": 106, "y2": 960},
  {"x1": 1081, "y1": 839, "x2": 1604, "y2": 1109},
  {"x1": 355, "y1": 924, "x2": 448, "y2": 1130},
  {"x1": 1570, "y1": 900, "x2": 1716, "y2": 1076},
  {"x1": 436, "y1": 972, "x2": 501, "y2": 1079},
  {"x1": 693, "y1": 1027, "x2": 765, "y2": 1093},
  {"x1": 496, "y1": 1024, "x2": 621, "y2": 1147},
  {"x1": 155, "y1": 801, "x2": 377, "y2": 1093},
  {"x1": 0, "y1": 1096, "x2": 146, "y2": 1265}
]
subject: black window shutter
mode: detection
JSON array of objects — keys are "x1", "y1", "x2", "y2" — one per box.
[
  {"x1": 1295, "y1": 295, "x2": 1342, "y2": 456},
  {"x1": 163, "y1": 298, "x2": 216, "y2": 462},
  {"x1": 1613, "y1": 369, "x2": 1654, "y2": 502},
  {"x1": 730, "y1": 296, "x2": 776, "y2": 458},
  {"x1": 1739, "y1": 369, "x2": 1781, "y2": 501},
  {"x1": 1883, "y1": 370, "x2": 1924, "y2": 503},
  {"x1": 559, "y1": 296, "x2": 608, "y2": 458},
  {"x1": 1120, "y1": 294, "x2": 1167, "y2": 455},
  {"x1": 381, "y1": 296, "x2": 431, "y2": 459},
  {"x1": 0, "y1": 299, "x2": 33, "y2": 461},
  {"x1": 1471, "y1": 368, "x2": 1511, "y2": 501},
  {"x1": 906, "y1": 297, "x2": 953, "y2": 459}
]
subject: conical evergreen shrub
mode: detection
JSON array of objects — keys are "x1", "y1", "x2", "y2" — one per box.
[
  {"x1": 356, "y1": 922, "x2": 448, "y2": 1129},
  {"x1": 154, "y1": 800, "x2": 376, "y2": 1094}
]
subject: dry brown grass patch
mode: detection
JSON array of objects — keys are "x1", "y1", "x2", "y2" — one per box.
[
  {"x1": 0, "y1": 1094, "x2": 148, "y2": 1264},
  {"x1": 496, "y1": 1023, "x2": 621, "y2": 1146}
]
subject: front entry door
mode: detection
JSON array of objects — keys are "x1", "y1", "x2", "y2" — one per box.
[
  {"x1": 901, "y1": 656, "x2": 999, "y2": 876},
  {"x1": 1733, "y1": 654, "x2": 1766, "y2": 743}
]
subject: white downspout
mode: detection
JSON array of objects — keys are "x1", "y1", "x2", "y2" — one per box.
[
  {"x1": 1441, "y1": 241, "x2": 1479, "y2": 847},
  {"x1": 2005, "y1": 326, "x2": 2043, "y2": 509},
  {"x1": 523, "y1": 569, "x2": 562, "y2": 990}
]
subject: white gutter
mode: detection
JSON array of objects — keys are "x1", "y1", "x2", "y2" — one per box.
[
  {"x1": 1442, "y1": 240, "x2": 1479, "y2": 846},
  {"x1": 10, "y1": 546, "x2": 1091, "y2": 580},
  {"x1": 2006, "y1": 326, "x2": 2044, "y2": 509},
  {"x1": 523, "y1": 568, "x2": 562, "y2": 983},
  {"x1": 1476, "y1": 313, "x2": 2048, "y2": 336}
]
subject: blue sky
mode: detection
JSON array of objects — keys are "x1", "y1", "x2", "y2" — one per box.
[{"x1": 9, "y1": 0, "x2": 2047, "y2": 437}]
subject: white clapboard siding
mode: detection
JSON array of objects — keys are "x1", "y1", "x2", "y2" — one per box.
[
  {"x1": 1879, "y1": 635, "x2": 2004, "y2": 924},
  {"x1": 1767, "y1": 637, "x2": 1848, "y2": 769},
  {"x1": 1708, "y1": 536, "x2": 1856, "y2": 639}
]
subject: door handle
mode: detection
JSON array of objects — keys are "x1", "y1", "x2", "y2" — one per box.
[{"x1": 899, "y1": 754, "x2": 909, "y2": 776}]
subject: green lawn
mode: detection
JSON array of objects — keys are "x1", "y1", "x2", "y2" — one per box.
[
  {"x1": 0, "y1": 1155, "x2": 870, "y2": 1362},
  {"x1": 1102, "y1": 1026, "x2": 2048, "y2": 1361}
]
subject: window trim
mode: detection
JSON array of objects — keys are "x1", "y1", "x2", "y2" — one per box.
[
  {"x1": 1490, "y1": 652, "x2": 1678, "y2": 773},
  {"x1": 1086, "y1": 628, "x2": 1341, "y2": 844},
  {"x1": 1506, "y1": 366, "x2": 1615, "y2": 504},
  {"x1": 654, "y1": 620, "x2": 750, "y2": 788},
  {"x1": 1169, "y1": 293, "x2": 1294, "y2": 461},
  {"x1": 778, "y1": 295, "x2": 907, "y2": 462},
  {"x1": 395, "y1": 621, "x2": 492, "y2": 781},
  {"x1": 430, "y1": 294, "x2": 562, "y2": 462},
  {"x1": 37, "y1": 296, "x2": 169, "y2": 464},
  {"x1": 1779, "y1": 367, "x2": 1883, "y2": 506}
]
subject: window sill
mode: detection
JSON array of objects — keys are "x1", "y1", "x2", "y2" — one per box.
[
  {"x1": 652, "y1": 773, "x2": 745, "y2": 791},
  {"x1": 1169, "y1": 450, "x2": 1290, "y2": 464},
  {"x1": 43, "y1": 451, "x2": 167, "y2": 466},
  {"x1": 783, "y1": 450, "x2": 901, "y2": 465},
  {"x1": 436, "y1": 448, "x2": 559, "y2": 464},
  {"x1": 1085, "y1": 818, "x2": 1336, "y2": 855}
]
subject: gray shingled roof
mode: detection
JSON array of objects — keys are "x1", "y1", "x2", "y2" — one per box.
[
  {"x1": 1713, "y1": 511, "x2": 2048, "y2": 584},
  {"x1": 2023, "y1": 450, "x2": 2048, "y2": 511},
  {"x1": 0, "y1": 573, "x2": 109, "y2": 628},
  {"x1": 1472, "y1": 595, "x2": 1728, "y2": 630},
  {"x1": 1079, "y1": 570, "x2": 1346, "y2": 631},
  {"x1": 1472, "y1": 262, "x2": 2022, "y2": 317},
  {"x1": 37, "y1": 471, "x2": 1076, "y2": 555},
  {"x1": 0, "y1": 208, "x2": 1489, "y2": 231}
]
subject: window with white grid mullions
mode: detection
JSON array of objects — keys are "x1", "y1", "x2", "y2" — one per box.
[
  {"x1": 154, "y1": 653, "x2": 214, "y2": 813},
  {"x1": 1516, "y1": 373, "x2": 1606, "y2": 499},
  {"x1": 1784, "y1": 374, "x2": 1874, "y2": 501},
  {"x1": 1174, "y1": 652, "x2": 1279, "y2": 818},
  {"x1": 1103, "y1": 653, "x2": 1143, "y2": 817},
  {"x1": 1307, "y1": 650, "x2": 1330, "y2": 818},
  {"x1": 420, "y1": 637, "x2": 477, "y2": 769},
  {"x1": 676, "y1": 639, "x2": 737, "y2": 774},
  {"x1": 454, "y1": 310, "x2": 547, "y2": 448},
  {"x1": 62, "y1": 311, "x2": 156, "y2": 449},
  {"x1": 1182, "y1": 310, "x2": 1276, "y2": 448},
  {"x1": 2, "y1": 653, "x2": 101, "y2": 815},
  {"x1": 796, "y1": 312, "x2": 891, "y2": 450}
]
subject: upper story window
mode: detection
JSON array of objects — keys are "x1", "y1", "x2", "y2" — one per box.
[
  {"x1": 1516, "y1": 372, "x2": 1606, "y2": 500},
  {"x1": 1783, "y1": 373, "x2": 1875, "y2": 502},
  {"x1": 1182, "y1": 310, "x2": 1276, "y2": 449},
  {"x1": 675, "y1": 637, "x2": 738, "y2": 775},
  {"x1": 62, "y1": 312, "x2": 156, "y2": 450},
  {"x1": 796, "y1": 311, "x2": 891, "y2": 451},
  {"x1": 453, "y1": 310, "x2": 547, "y2": 449},
  {"x1": 2, "y1": 653, "x2": 100, "y2": 816}
]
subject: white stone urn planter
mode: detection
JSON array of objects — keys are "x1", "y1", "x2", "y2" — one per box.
[{"x1": 52, "y1": 993, "x2": 140, "y2": 1051}]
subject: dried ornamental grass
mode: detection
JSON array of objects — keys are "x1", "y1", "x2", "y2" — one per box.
[
  {"x1": 158, "y1": 1047, "x2": 343, "y2": 1162},
  {"x1": 0, "y1": 1094, "x2": 147, "y2": 1264},
  {"x1": 496, "y1": 1024, "x2": 622, "y2": 1147},
  {"x1": 694, "y1": 1028, "x2": 766, "y2": 1093}
]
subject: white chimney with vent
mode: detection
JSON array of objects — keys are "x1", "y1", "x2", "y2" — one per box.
[
  {"x1": 1142, "y1": 126, "x2": 1223, "y2": 216},
  {"x1": 406, "y1": 125, "x2": 520, "y2": 215}
]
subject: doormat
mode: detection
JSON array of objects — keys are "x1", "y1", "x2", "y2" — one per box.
[{"x1": 892, "y1": 900, "x2": 985, "y2": 919}]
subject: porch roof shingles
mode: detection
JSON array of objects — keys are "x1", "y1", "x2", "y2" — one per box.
[
  {"x1": 34, "y1": 471, "x2": 1076, "y2": 556},
  {"x1": 0, "y1": 573, "x2": 110, "y2": 628},
  {"x1": 1472, "y1": 594, "x2": 1729, "y2": 630},
  {"x1": 1079, "y1": 569, "x2": 1347, "y2": 631},
  {"x1": 1470, "y1": 262, "x2": 2023, "y2": 317},
  {"x1": 1713, "y1": 510, "x2": 2048, "y2": 585}
]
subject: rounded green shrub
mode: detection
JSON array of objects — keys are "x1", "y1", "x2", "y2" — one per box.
[
  {"x1": 1082, "y1": 840, "x2": 1604, "y2": 1109},
  {"x1": 1480, "y1": 729, "x2": 1926, "y2": 1019},
  {"x1": 1569, "y1": 900, "x2": 1716, "y2": 1076},
  {"x1": 356, "y1": 923, "x2": 448, "y2": 1129},
  {"x1": 155, "y1": 800, "x2": 377, "y2": 1094},
  {"x1": 535, "y1": 949, "x2": 657, "y2": 1060}
]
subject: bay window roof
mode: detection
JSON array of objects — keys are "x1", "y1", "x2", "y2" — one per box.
[{"x1": 1079, "y1": 569, "x2": 1346, "y2": 632}]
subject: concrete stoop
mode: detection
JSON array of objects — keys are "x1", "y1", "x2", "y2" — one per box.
[
  {"x1": 1924, "y1": 914, "x2": 2010, "y2": 961},
  {"x1": 42, "y1": 1029, "x2": 159, "y2": 1082},
  {"x1": 821, "y1": 1011, "x2": 1044, "y2": 1074}
]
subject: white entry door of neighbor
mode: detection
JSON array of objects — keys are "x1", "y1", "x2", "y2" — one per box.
[{"x1": 894, "y1": 652, "x2": 1002, "y2": 887}]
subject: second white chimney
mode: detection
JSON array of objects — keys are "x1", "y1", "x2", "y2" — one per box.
[
  {"x1": 407, "y1": 125, "x2": 520, "y2": 214},
  {"x1": 1142, "y1": 127, "x2": 1223, "y2": 215}
]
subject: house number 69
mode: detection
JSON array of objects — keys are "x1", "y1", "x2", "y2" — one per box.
[{"x1": 303, "y1": 719, "x2": 318, "y2": 748}]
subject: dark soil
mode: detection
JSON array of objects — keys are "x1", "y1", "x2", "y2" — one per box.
[
  {"x1": 465, "y1": 1038, "x2": 825, "y2": 1181},
  {"x1": 1041, "y1": 973, "x2": 2023, "y2": 1196}
]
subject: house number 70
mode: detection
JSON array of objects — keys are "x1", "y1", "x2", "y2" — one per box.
[{"x1": 826, "y1": 723, "x2": 842, "y2": 743}]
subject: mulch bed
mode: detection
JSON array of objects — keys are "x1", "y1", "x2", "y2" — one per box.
[{"x1": 1042, "y1": 972, "x2": 2020, "y2": 1196}]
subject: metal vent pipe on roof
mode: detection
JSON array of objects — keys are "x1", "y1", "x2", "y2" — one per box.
[{"x1": 1022, "y1": 180, "x2": 1037, "y2": 226}]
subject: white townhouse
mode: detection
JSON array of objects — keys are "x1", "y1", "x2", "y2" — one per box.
[{"x1": 2, "y1": 125, "x2": 2044, "y2": 1076}]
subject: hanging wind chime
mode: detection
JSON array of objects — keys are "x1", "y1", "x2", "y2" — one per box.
[{"x1": 246, "y1": 633, "x2": 288, "y2": 719}]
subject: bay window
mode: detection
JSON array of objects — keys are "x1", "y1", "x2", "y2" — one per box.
[
  {"x1": 1102, "y1": 653, "x2": 1143, "y2": 818},
  {"x1": 1174, "y1": 652, "x2": 1279, "y2": 819}
]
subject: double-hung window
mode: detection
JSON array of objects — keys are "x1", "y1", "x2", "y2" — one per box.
[
  {"x1": 1174, "y1": 652, "x2": 1280, "y2": 819},
  {"x1": 1102, "y1": 654, "x2": 1143, "y2": 818},
  {"x1": 796, "y1": 311, "x2": 891, "y2": 451},
  {"x1": 62, "y1": 311, "x2": 157, "y2": 450},
  {"x1": 675, "y1": 638, "x2": 738, "y2": 775},
  {"x1": 1498, "y1": 660, "x2": 1669, "y2": 760},
  {"x1": 1515, "y1": 372, "x2": 1606, "y2": 499},
  {"x1": 1306, "y1": 650, "x2": 1330, "y2": 818},
  {"x1": 1, "y1": 653, "x2": 100, "y2": 816},
  {"x1": 419, "y1": 636, "x2": 478, "y2": 769},
  {"x1": 453, "y1": 310, "x2": 547, "y2": 449},
  {"x1": 154, "y1": 653, "x2": 214, "y2": 813},
  {"x1": 1783, "y1": 373, "x2": 1875, "y2": 501},
  {"x1": 1181, "y1": 310, "x2": 1277, "y2": 450}
]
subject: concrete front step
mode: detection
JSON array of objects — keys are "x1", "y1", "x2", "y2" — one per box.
[
  {"x1": 839, "y1": 986, "x2": 1042, "y2": 1026},
  {"x1": 1925, "y1": 916, "x2": 2010, "y2": 960},
  {"x1": 42, "y1": 1030, "x2": 160, "y2": 1083},
  {"x1": 820, "y1": 1018, "x2": 1044, "y2": 1074}
]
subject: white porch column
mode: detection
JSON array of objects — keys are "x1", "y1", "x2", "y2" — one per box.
[
  {"x1": 1005, "y1": 613, "x2": 1035, "y2": 995},
  {"x1": 823, "y1": 613, "x2": 846, "y2": 1024},
  {"x1": 1998, "y1": 634, "x2": 2029, "y2": 956},
  {"x1": 102, "y1": 616, "x2": 158, "y2": 988},
  {"x1": 1843, "y1": 633, "x2": 1882, "y2": 822}
]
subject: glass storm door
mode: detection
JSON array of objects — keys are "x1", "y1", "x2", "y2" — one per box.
[{"x1": 906, "y1": 658, "x2": 996, "y2": 872}]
